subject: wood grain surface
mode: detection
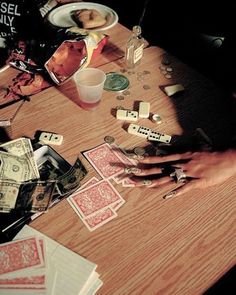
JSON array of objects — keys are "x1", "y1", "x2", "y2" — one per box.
[{"x1": 0, "y1": 23, "x2": 235, "y2": 295}]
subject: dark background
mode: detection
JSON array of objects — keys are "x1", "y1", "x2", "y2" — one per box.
[{"x1": 99, "y1": 0, "x2": 236, "y2": 94}]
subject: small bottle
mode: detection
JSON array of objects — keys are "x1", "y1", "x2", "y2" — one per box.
[{"x1": 125, "y1": 25, "x2": 145, "y2": 69}]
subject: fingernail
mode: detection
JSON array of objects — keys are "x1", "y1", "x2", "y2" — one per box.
[
  {"x1": 143, "y1": 179, "x2": 152, "y2": 186},
  {"x1": 163, "y1": 191, "x2": 177, "y2": 199}
]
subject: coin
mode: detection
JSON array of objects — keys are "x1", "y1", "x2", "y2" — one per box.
[
  {"x1": 143, "y1": 84, "x2": 151, "y2": 90},
  {"x1": 104, "y1": 136, "x2": 115, "y2": 144},
  {"x1": 122, "y1": 90, "x2": 130, "y2": 96},
  {"x1": 116, "y1": 95, "x2": 124, "y2": 100},
  {"x1": 165, "y1": 74, "x2": 172, "y2": 79},
  {"x1": 151, "y1": 114, "x2": 162, "y2": 124},
  {"x1": 104, "y1": 72, "x2": 130, "y2": 92},
  {"x1": 143, "y1": 70, "x2": 150, "y2": 75},
  {"x1": 134, "y1": 146, "x2": 146, "y2": 156},
  {"x1": 166, "y1": 67, "x2": 173, "y2": 72}
]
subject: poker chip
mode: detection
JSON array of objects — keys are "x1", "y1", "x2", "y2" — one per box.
[{"x1": 104, "y1": 72, "x2": 130, "y2": 92}]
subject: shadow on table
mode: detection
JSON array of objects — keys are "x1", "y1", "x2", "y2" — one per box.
[{"x1": 159, "y1": 52, "x2": 236, "y2": 151}]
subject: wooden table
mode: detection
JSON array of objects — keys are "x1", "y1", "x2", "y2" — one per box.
[{"x1": 0, "y1": 22, "x2": 236, "y2": 295}]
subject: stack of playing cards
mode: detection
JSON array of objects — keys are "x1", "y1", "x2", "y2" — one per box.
[
  {"x1": 67, "y1": 143, "x2": 136, "y2": 231},
  {"x1": 68, "y1": 178, "x2": 125, "y2": 231},
  {"x1": 83, "y1": 142, "x2": 137, "y2": 188},
  {"x1": 0, "y1": 235, "x2": 53, "y2": 294},
  {"x1": 0, "y1": 225, "x2": 102, "y2": 294}
]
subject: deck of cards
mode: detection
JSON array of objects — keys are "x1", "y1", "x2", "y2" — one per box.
[
  {"x1": 0, "y1": 225, "x2": 103, "y2": 294},
  {"x1": 0, "y1": 236, "x2": 52, "y2": 293},
  {"x1": 67, "y1": 143, "x2": 137, "y2": 231}
]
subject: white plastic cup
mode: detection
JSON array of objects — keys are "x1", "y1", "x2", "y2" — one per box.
[{"x1": 74, "y1": 67, "x2": 106, "y2": 110}]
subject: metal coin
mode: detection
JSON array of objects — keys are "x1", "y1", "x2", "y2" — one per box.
[
  {"x1": 122, "y1": 90, "x2": 130, "y2": 96},
  {"x1": 116, "y1": 95, "x2": 124, "y2": 100},
  {"x1": 104, "y1": 72, "x2": 130, "y2": 92},
  {"x1": 143, "y1": 84, "x2": 151, "y2": 90},
  {"x1": 166, "y1": 67, "x2": 173, "y2": 72},
  {"x1": 151, "y1": 114, "x2": 162, "y2": 124},
  {"x1": 133, "y1": 146, "x2": 146, "y2": 156},
  {"x1": 104, "y1": 136, "x2": 115, "y2": 144},
  {"x1": 165, "y1": 74, "x2": 172, "y2": 79}
]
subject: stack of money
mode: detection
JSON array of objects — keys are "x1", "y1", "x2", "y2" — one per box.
[{"x1": 0, "y1": 138, "x2": 87, "y2": 214}]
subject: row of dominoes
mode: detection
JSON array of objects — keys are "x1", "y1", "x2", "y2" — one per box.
[
  {"x1": 127, "y1": 123, "x2": 172, "y2": 143},
  {"x1": 116, "y1": 101, "x2": 150, "y2": 121}
]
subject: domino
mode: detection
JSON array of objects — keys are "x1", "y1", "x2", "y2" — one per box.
[
  {"x1": 164, "y1": 84, "x2": 184, "y2": 96},
  {"x1": 138, "y1": 101, "x2": 150, "y2": 118},
  {"x1": 39, "y1": 132, "x2": 63, "y2": 145},
  {"x1": 116, "y1": 109, "x2": 139, "y2": 121},
  {"x1": 147, "y1": 131, "x2": 172, "y2": 143},
  {"x1": 127, "y1": 124, "x2": 151, "y2": 138}
]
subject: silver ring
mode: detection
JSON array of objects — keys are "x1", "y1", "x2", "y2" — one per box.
[{"x1": 170, "y1": 168, "x2": 186, "y2": 183}]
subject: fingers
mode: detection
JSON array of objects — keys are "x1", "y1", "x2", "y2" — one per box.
[
  {"x1": 139, "y1": 152, "x2": 192, "y2": 164},
  {"x1": 164, "y1": 179, "x2": 198, "y2": 199},
  {"x1": 131, "y1": 176, "x2": 172, "y2": 187},
  {"x1": 128, "y1": 166, "x2": 163, "y2": 176}
]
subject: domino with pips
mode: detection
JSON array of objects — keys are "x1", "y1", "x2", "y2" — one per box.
[
  {"x1": 147, "y1": 131, "x2": 172, "y2": 143},
  {"x1": 127, "y1": 124, "x2": 151, "y2": 138},
  {"x1": 116, "y1": 109, "x2": 139, "y2": 121},
  {"x1": 39, "y1": 132, "x2": 63, "y2": 145}
]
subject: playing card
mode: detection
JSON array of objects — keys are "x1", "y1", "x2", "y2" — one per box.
[
  {"x1": 83, "y1": 143, "x2": 125, "y2": 179},
  {"x1": 82, "y1": 207, "x2": 118, "y2": 231},
  {"x1": 0, "y1": 274, "x2": 46, "y2": 289},
  {"x1": 122, "y1": 178, "x2": 136, "y2": 187},
  {"x1": 68, "y1": 180, "x2": 124, "y2": 218},
  {"x1": 79, "y1": 177, "x2": 99, "y2": 191},
  {"x1": 0, "y1": 237, "x2": 44, "y2": 277}
]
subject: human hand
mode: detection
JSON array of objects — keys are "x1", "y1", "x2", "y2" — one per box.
[{"x1": 128, "y1": 149, "x2": 236, "y2": 197}]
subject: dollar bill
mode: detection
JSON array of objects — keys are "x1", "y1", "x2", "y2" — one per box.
[
  {"x1": 56, "y1": 157, "x2": 87, "y2": 196},
  {"x1": 0, "y1": 151, "x2": 36, "y2": 182},
  {"x1": 0, "y1": 181, "x2": 20, "y2": 213},
  {"x1": 0, "y1": 137, "x2": 40, "y2": 179},
  {"x1": 15, "y1": 180, "x2": 56, "y2": 212}
]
